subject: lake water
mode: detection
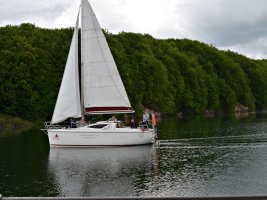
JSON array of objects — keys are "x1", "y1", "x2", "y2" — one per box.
[{"x1": 1, "y1": 113, "x2": 267, "y2": 197}]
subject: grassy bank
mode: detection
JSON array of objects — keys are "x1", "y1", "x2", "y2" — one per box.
[{"x1": 0, "y1": 114, "x2": 33, "y2": 129}]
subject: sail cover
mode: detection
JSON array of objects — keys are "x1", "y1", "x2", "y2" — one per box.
[
  {"x1": 81, "y1": 0, "x2": 134, "y2": 114},
  {"x1": 51, "y1": 14, "x2": 82, "y2": 124}
]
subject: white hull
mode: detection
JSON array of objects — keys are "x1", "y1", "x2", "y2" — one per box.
[{"x1": 47, "y1": 124, "x2": 155, "y2": 147}]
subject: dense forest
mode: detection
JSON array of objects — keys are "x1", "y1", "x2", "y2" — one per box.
[{"x1": 1, "y1": 23, "x2": 267, "y2": 121}]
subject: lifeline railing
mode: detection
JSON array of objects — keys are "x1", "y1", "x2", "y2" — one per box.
[
  {"x1": 44, "y1": 122, "x2": 63, "y2": 130},
  {"x1": 40, "y1": 122, "x2": 64, "y2": 134}
]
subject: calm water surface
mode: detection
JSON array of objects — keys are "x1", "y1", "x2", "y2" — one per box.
[{"x1": 1, "y1": 113, "x2": 267, "y2": 197}]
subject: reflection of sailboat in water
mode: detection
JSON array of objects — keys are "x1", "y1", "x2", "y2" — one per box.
[
  {"x1": 43, "y1": 0, "x2": 156, "y2": 147},
  {"x1": 48, "y1": 146, "x2": 157, "y2": 196}
]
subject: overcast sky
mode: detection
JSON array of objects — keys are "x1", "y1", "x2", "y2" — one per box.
[{"x1": 1, "y1": 0, "x2": 267, "y2": 59}]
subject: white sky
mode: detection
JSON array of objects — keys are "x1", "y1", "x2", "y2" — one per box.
[{"x1": 1, "y1": 0, "x2": 267, "y2": 59}]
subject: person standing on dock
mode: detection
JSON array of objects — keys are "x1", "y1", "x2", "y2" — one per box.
[
  {"x1": 152, "y1": 112, "x2": 156, "y2": 129},
  {"x1": 142, "y1": 111, "x2": 149, "y2": 128}
]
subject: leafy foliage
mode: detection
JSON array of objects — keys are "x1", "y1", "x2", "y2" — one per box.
[{"x1": 0, "y1": 24, "x2": 267, "y2": 121}]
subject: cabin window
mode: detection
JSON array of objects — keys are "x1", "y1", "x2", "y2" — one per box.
[{"x1": 88, "y1": 124, "x2": 108, "y2": 129}]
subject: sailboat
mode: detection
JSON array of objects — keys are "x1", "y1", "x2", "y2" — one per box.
[{"x1": 43, "y1": 0, "x2": 156, "y2": 147}]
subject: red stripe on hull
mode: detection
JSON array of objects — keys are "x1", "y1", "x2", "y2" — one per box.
[{"x1": 85, "y1": 106, "x2": 133, "y2": 113}]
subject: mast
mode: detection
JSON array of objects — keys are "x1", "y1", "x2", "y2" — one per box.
[{"x1": 80, "y1": 0, "x2": 85, "y2": 124}]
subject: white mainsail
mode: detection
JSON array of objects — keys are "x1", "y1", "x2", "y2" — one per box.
[
  {"x1": 51, "y1": 14, "x2": 81, "y2": 124},
  {"x1": 81, "y1": 0, "x2": 134, "y2": 114}
]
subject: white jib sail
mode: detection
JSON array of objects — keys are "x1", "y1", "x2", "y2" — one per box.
[
  {"x1": 81, "y1": 0, "x2": 133, "y2": 114},
  {"x1": 51, "y1": 14, "x2": 82, "y2": 124}
]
